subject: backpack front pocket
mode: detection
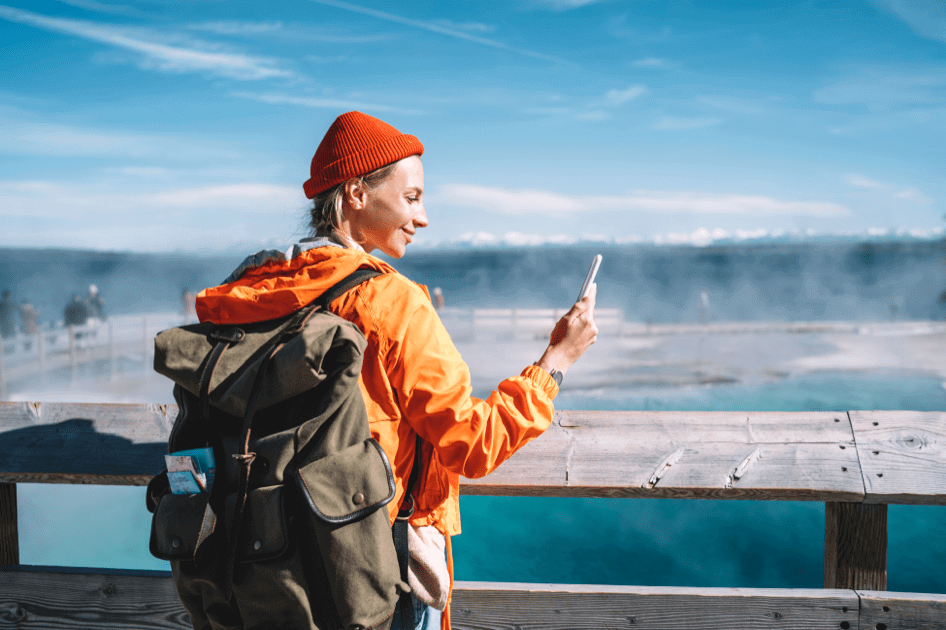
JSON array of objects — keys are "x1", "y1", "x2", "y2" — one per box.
[
  {"x1": 224, "y1": 485, "x2": 291, "y2": 563},
  {"x1": 149, "y1": 491, "x2": 217, "y2": 561}
]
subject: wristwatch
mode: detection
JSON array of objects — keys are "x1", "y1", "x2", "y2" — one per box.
[{"x1": 535, "y1": 363, "x2": 563, "y2": 386}]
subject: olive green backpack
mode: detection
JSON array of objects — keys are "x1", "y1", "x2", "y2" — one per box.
[{"x1": 148, "y1": 270, "x2": 415, "y2": 630}]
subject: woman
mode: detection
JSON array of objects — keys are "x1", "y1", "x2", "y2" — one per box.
[{"x1": 197, "y1": 111, "x2": 597, "y2": 630}]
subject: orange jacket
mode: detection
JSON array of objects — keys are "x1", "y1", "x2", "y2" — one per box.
[{"x1": 196, "y1": 244, "x2": 559, "y2": 625}]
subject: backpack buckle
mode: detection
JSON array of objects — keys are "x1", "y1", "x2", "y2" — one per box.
[
  {"x1": 396, "y1": 494, "x2": 415, "y2": 521},
  {"x1": 210, "y1": 327, "x2": 245, "y2": 344},
  {"x1": 232, "y1": 452, "x2": 257, "y2": 466}
]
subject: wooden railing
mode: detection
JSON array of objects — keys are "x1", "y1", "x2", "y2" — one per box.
[{"x1": 1, "y1": 403, "x2": 944, "y2": 628}]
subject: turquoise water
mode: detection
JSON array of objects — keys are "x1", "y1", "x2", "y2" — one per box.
[{"x1": 16, "y1": 371, "x2": 945, "y2": 594}]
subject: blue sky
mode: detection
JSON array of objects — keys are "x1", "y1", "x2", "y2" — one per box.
[{"x1": 0, "y1": 0, "x2": 943, "y2": 252}]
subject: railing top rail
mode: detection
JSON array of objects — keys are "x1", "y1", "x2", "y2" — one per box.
[{"x1": 0, "y1": 402, "x2": 942, "y2": 504}]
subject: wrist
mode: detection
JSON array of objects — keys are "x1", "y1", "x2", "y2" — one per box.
[
  {"x1": 533, "y1": 361, "x2": 563, "y2": 386},
  {"x1": 537, "y1": 348, "x2": 568, "y2": 375}
]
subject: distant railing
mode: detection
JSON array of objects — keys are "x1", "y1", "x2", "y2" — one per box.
[
  {"x1": 0, "y1": 313, "x2": 188, "y2": 399},
  {"x1": 1, "y1": 404, "x2": 944, "y2": 628},
  {"x1": 437, "y1": 307, "x2": 626, "y2": 341}
]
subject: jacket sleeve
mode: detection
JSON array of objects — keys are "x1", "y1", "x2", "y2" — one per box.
[{"x1": 380, "y1": 281, "x2": 559, "y2": 480}]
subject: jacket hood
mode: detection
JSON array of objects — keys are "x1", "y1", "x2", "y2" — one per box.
[{"x1": 196, "y1": 246, "x2": 397, "y2": 325}]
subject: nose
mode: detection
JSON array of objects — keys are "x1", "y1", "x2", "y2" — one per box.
[{"x1": 414, "y1": 202, "x2": 428, "y2": 229}]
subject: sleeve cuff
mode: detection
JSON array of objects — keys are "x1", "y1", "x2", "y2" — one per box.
[{"x1": 521, "y1": 364, "x2": 559, "y2": 398}]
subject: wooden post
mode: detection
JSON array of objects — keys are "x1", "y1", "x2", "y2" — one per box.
[
  {"x1": 0, "y1": 482, "x2": 18, "y2": 565},
  {"x1": 38, "y1": 330, "x2": 46, "y2": 384},
  {"x1": 69, "y1": 324, "x2": 77, "y2": 383},
  {"x1": 824, "y1": 502, "x2": 887, "y2": 590},
  {"x1": 142, "y1": 316, "x2": 150, "y2": 379},
  {"x1": 108, "y1": 318, "x2": 115, "y2": 381},
  {"x1": 0, "y1": 339, "x2": 6, "y2": 401}
]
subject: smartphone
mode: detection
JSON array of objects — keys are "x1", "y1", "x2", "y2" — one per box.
[{"x1": 577, "y1": 254, "x2": 602, "y2": 302}]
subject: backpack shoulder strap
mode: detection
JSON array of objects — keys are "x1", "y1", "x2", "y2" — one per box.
[{"x1": 313, "y1": 268, "x2": 382, "y2": 310}]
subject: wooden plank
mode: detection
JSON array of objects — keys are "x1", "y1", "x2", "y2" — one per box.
[
  {"x1": 0, "y1": 482, "x2": 17, "y2": 565},
  {"x1": 5, "y1": 567, "x2": 945, "y2": 630},
  {"x1": 0, "y1": 402, "x2": 172, "y2": 485},
  {"x1": 466, "y1": 411, "x2": 864, "y2": 501},
  {"x1": 824, "y1": 502, "x2": 887, "y2": 590},
  {"x1": 451, "y1": 582, "x2": 860, "y2": 630},
  {"x1": 858, "y1": 590, "x2": 946, "y2": 630},
  {"x1": 849, "y1": 410, "x2": 946, "y2": 505},
  {"x1": 0, "y1": 567, "x2": 871, "y2": 630},
  {"x1": 0, "y1": 566, "x2": 190, "y2": 629},
  {"x1": 461, "y1": 421, "x2": 570, "y2": 496}
]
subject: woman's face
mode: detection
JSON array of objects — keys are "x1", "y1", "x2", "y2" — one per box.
[{"x1": 351, "y1": 155, "x2": 427, "y2": 258}]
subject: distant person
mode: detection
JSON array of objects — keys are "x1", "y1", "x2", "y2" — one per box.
[
  {"x1": 180, "y1": 288, "x2": 196, "y2": 318},
  {"x1": 0, "y1": 290, "x2": 16, "y2": 338},
  {"x1": 19, "y1": 300, "x2": 39, "y2": 334},
  {"x1": 85, "y1": 284, "x2": 105, "y2": 320},
  {"x1": 432, "y1": 286, "x2": 445, "y2": 310},
  {"x1": 63, "y1": 294, "x2": 89, "y2": 327},
  {"x1": 699, "y1": 290, "x2": 710, "y2": 324}
]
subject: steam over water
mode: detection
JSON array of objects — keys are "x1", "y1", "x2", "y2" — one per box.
[
  {"x1": 5, "y1": 238, "x2": 946, "y2": 594},
  {"x1": 2, "y1": 237, "x2": 944, "y2": 323}
]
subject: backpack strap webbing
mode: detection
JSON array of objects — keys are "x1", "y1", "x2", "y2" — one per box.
[
  {"x1": 393, "y1": 433, "x2": 424, "y2": 624},
  {"x1": 313, "y1": 267, "x2": 381, "y2": 310}
]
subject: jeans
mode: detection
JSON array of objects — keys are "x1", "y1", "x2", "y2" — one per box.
[{"x1": 389, "y1": 592, "x2": 442, "y2": 630}]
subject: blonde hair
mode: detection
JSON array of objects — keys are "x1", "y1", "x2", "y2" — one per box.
[{"x1": 309, "y1": 161, "x2": 400, "y2": 247}]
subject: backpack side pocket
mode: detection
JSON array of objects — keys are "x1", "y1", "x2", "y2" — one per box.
[
  {"x1": 295, "y1": 438, "x2": 395, "y2": 524},
  {"x1": 295, "y1": 438, "x2": 401, "y2": 630}
]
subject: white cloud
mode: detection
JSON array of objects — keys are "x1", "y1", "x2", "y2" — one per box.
[
  {"x1": 230, "y1": 91, "x2": 425, "y2": 115},
  {"x1": 187, "y1": 21, "x2": 285, "y2": 36},
  {"x1": 605, "y1": 85, "x2": 648, "y2": 105},
  {"x1": 895, "y1": 187, "x2": 934, "y2": 205},
  {"x1": 843, "y1": 174, "x2": 934, "y2": 206},
  {"x1": 0, "y1": 110, "x2": 239, "y2": 159},
  {"x1": 697, "y1": 96, "x2": 767, "y2": 115},
  {"x1": 653, "y1": 116, "x2": 723, "y2": 130},
  {"x1": 0, "y1": 6, "x2": 292, "y2": 80},
  {"x1": 0, "y1": 180, "x2": 303, "y2": 218},
  {"x1": 845, "y1": 174, "x2": 884, "y2": 189},
  {"x1": 633, "y1": 57, "x2": 669, "y2": 68},
  {"x1": 529, "y1": 0, "x2": 609, "y2": 9},
  {"x1": 814, "y1": 65, "x2": 946, "y2": 110},
  {"x1": 307, "y1": 0, "x2": 571, "y2": 64},
  {"x1": 872, "y1": 0, "x2": 946, "y2": 44},
  {"x1": 575, "y1": 110, "x2": 609, "y2": 121},
  {"x1": 439, "y1": 184, "x2": 849, "y2": 218},
  {"x1": 429, "y1": 19, "x2": 496, "y2": 34}
]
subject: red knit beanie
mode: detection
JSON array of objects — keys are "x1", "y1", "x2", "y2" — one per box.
[{"x1": 303, "y1": 111, "x2": 424, "y2": 199}]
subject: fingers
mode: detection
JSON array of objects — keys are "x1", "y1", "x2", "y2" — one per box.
[{"x1": 572, "y1": 283, "x2": 596, "y2": 314}]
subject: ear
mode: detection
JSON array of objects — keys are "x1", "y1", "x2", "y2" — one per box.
[{"x1": 342, "y1": 178, "x2": 368, "y2": 211}]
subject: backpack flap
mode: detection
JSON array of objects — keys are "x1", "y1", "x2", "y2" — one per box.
[
  {"x1": 149, "y1": 492, "x2": 217, "y2": 562},
  {"x1": 296, "y1": 438, "x2": 396, "y2": 525},
  {"x1": 153, "y1": 311, "x2": 367, "y2": 420}
]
